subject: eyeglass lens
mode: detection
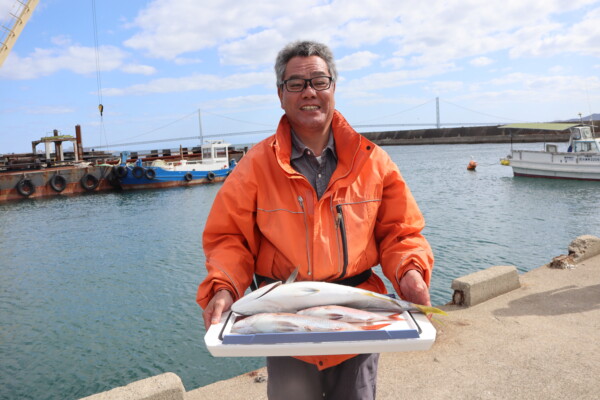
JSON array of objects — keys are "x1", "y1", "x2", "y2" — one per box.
[{"x1": 285, "y1": 77, "x2": 331, "y2": 92}]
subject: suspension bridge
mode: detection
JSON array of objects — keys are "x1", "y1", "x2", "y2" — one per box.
[{"x1": 89, "y1": 97, "x2": 521, "y2": 150}]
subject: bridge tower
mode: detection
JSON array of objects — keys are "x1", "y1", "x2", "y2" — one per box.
[{"x1": 436, "y1": 97, "x2": 441, "y2": 129}]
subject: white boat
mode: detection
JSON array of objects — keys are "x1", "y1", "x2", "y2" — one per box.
[{"x1": 501, "y1": 123, "x2": 600, "y2": 181}]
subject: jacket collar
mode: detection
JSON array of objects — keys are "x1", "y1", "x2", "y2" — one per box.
[{"x1": 272, "y1": 110, "x2": 375, "y2": 186}]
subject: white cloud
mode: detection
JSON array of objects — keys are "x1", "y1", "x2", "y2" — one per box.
[
  {"x1": 461, "y1": 72, "x2": 600, "y2": 105},
  {"x1": 344, "y1": 62, "x2": 459, "y2": 92},
  {"x1": 470, "y1": 57, "x2": 493, "y2": 67},
  {"x1": 425, "y1": 81, "x2": 464, "y2": 94},
  {"x1": 50, "y1": 35, "x2": 72, "y2": 46},
  {"x1": 120, "y1": 64, "x2": 157, "y2": 75},
  {"x1": 120, "y1": 0, "x2": 600, "y2": 78},
  {"x1": 0, "y1": 41, "x2": 159, "y2": 80},
  {"x1": 173, "y1": 57, "x2": 203, "y2": 66},
  {"x1": 0, "y1": 45, "x2": 126, "y2": 79},
  {"x1": 123, "y1": 0, "x2": 299, "y2": 59},
  {"x1": 509, "y1": 7, "x2": 600, "y2": 58},
  {"x1": 337, "y1": 51, "x2": 379, "y2": 72},
  {"x1": 202, "y1": 94, "x2": 278, "y2": 110},
  {"x1": 0, "y1": 0, "x2": 18, "y2": 23},
  {"x1": 218, "y1": 29, "x2": 287, "y2": 67},
  {"x1": 25, "y1": 105, "x2": 75, "y2": 115},
  {"x1": 381, "y1": 57, "x2": 406, "y2": 69},
  {"x1": 103, "y1": 71, "x2": 274, "y2": 96}
]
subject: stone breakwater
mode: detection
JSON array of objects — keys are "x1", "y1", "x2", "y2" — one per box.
[
  {"x1": 81, "y1": 235, "x2": 600, "y2": 400},
  {"x1": 363, "y1": 125, "x2": 573, "y2": 146}
]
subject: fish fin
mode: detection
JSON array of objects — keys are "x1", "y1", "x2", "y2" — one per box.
[
  {"x1": 285, "y1": 267, "x2": 299, "y2": 284},
  {"x1": 254, "y1": 281, "x2": 282, "y2": 300},
  {"x1": 276, "y1": 321, "x2": 301, "y2": 332},
  {"x1": 414, "y1": 305, "x2": 448, "y2": 316},
  {"x1": 360, "y1": 323, "x2": 390, "y2": 331},
  {"x1": 387, "y1": 313, "x2": 404, "y2": 321}
]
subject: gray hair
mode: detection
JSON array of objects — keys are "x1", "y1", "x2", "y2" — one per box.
[{"x1": 274, "y1": 40, "x2": 338, "y2": 87}]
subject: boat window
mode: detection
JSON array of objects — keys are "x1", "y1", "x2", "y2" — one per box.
[
  {"x1": 215, "y1": 147, "x2": 227, "y2": 158},
  {"x1": 203, "y1": 147, "x2": 212, "y2": 159},
  {"x1": 575, "y1": 142, "x2": 592, "y2": 152},
  {"x1": 571, "y1": 128, "x2": 581, "y2": 140},
  {"x1": 581, "y1": 128, "x2": 593, "y2": 139}
]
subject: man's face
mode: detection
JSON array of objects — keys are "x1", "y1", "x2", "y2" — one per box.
[{"x1": 278, "y1": 55, "x2": 336, "y2": 135}]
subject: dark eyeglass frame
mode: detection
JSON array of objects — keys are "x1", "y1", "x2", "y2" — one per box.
[{"x1": 281, "y1": 76, "x2": 333, "y2": 92}]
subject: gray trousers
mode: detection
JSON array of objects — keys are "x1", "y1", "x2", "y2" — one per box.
[{"x1": 266, "y1": 353, "x2": 379, "y2": 400}]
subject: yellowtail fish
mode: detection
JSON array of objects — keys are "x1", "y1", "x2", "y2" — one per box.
[
  {"x1": 230, "y1": 312, "x2": 390, "y2": 334},
  {"x1": 231, "y1": 280, "x2": 447, "y2": 316},
  {"x1": 297, "y1": 305, "x2": 404, "y2": 324}
]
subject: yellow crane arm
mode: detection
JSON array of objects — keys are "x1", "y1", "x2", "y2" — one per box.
[{"x1": 0, "y1": 0, "x2": 40, "y2": 67}]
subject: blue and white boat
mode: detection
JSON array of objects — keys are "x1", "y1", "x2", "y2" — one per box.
[{"x1": 114, "y1": 140, "x2": 236, "y2": 190}]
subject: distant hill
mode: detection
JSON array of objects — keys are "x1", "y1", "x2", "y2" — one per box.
[{"x1": 560, "y1": 113, "x2": 600, "y2": 122}]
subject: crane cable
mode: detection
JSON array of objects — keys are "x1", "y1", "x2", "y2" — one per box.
[
  {"x1": 91, "y1": 0, "x2": 102, "y2": 117},
  {"x1": 91, "y1": 0, "x2": 109, "y2": 149}
]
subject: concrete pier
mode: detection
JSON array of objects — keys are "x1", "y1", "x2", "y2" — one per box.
[{"x1": 81, "y1": 235, "x2": 600, "y2": 400}]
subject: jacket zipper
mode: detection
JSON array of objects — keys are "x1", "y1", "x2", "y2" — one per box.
[
  {"x1": 335, "y1": 204, "x2": 348, "y2": 280},
  {"x1": 298, "y1": 196, "x2": 312, "y2": 277}
]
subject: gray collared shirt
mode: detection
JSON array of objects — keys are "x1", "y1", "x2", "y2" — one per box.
[{"x1": 290, "y1": 129, "x2": 338, "y2": 199}]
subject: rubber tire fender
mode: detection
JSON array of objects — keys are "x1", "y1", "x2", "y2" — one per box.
[
  {"x1": 184, "y1": 172, "x2": 193, "y2": 181},
  {"x1": 114, "y1": 165, "x2": 128, "y2": 178},
  {"x1": 206, "y1": 171, "x2": 215, "y2": 181},
  {"x1": 145, "y1": 168, "x2": 156, "y2": 180},
  {"x1": 132, "y1": 166, "x2": 145, "y2": 179},
  {"x1": 81, "y1": 174, "x2": 100, "y2": 191},
  {"x1": 16, "y1": 179, "x2": 35, "y2": 197},
  {"x1": 49, "y1": 174, "x2": 67, "y2": 192}
]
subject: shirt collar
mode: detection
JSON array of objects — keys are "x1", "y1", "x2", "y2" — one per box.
[{"x1": 290, "y1": 128, "x2": 336, "y2": 161}]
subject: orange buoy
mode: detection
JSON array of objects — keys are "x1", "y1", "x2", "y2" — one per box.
[{"x1": 467, "y1": 160, "x2": 477, "y2": 170}]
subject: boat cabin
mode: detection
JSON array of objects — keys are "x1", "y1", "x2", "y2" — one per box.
[
  {"x1": 202, "y1": 140, "x2": 229, "y2": 164},
  {"x1": 567, "y1": 126, "x2": 600, "y2": 153}
]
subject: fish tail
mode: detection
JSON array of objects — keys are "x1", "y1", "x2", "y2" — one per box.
[
  {"x1": 414, "y1": 305, "x2": 448, "y2": 316},
  {"x1": 360, "y1": 323, "x2": 391, "y2": 331}
]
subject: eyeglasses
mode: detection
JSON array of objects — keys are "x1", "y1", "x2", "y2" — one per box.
[{"x1": 281, "y1": 76, "x2": 333, "y2": 92}]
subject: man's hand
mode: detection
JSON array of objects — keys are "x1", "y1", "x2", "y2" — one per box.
[
  {"x1": 202, "y1": 290, "x2": 234, "y2": 330},
  {"x1": 399, "y1": 269, "x2": 431, "y2": 306}
]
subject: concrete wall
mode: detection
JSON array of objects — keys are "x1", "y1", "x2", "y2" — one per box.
[{"x1": 363, "y1": 125, "x2": 571, "y2": 146}]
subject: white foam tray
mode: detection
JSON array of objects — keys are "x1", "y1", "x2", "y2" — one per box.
[{"x1": 205, "y1": 311, "x2": 436, "y2": 357}]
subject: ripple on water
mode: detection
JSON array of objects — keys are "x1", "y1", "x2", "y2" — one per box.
[{"x1": 1, "y1": 143, "x2": 599, "y2": 398}]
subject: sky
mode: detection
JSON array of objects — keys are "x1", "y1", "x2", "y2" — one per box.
[{"x1": 1, "y1": 0, "x2": 599, "y2": 153}]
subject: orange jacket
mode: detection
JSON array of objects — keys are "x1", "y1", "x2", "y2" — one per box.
[{"x1": 197, "y1": 110, "x2": 433, "y2": 370}]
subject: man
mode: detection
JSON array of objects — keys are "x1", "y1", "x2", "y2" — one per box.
[{"x1": 197, "y1": 40, "x2": 434, "y2": 400}]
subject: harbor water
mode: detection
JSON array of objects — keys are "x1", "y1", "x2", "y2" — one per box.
[{"x1": 1, "y1": 142, "x2": 599, "y2": 399}]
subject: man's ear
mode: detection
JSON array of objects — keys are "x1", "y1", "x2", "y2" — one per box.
[{"x1": 277, "y1": 86, "x2": 284, "y2": 108}]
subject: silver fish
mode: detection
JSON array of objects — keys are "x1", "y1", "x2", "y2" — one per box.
[
  {"x1": 297, "y1": 305, "x2": 404, "y2": 324},
  {"x1": 231, "y1": 280, "x2": 446, "y2": 316},
  {"x1": 230, "y1": 312, "x2": 390, "y2": 334}
]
